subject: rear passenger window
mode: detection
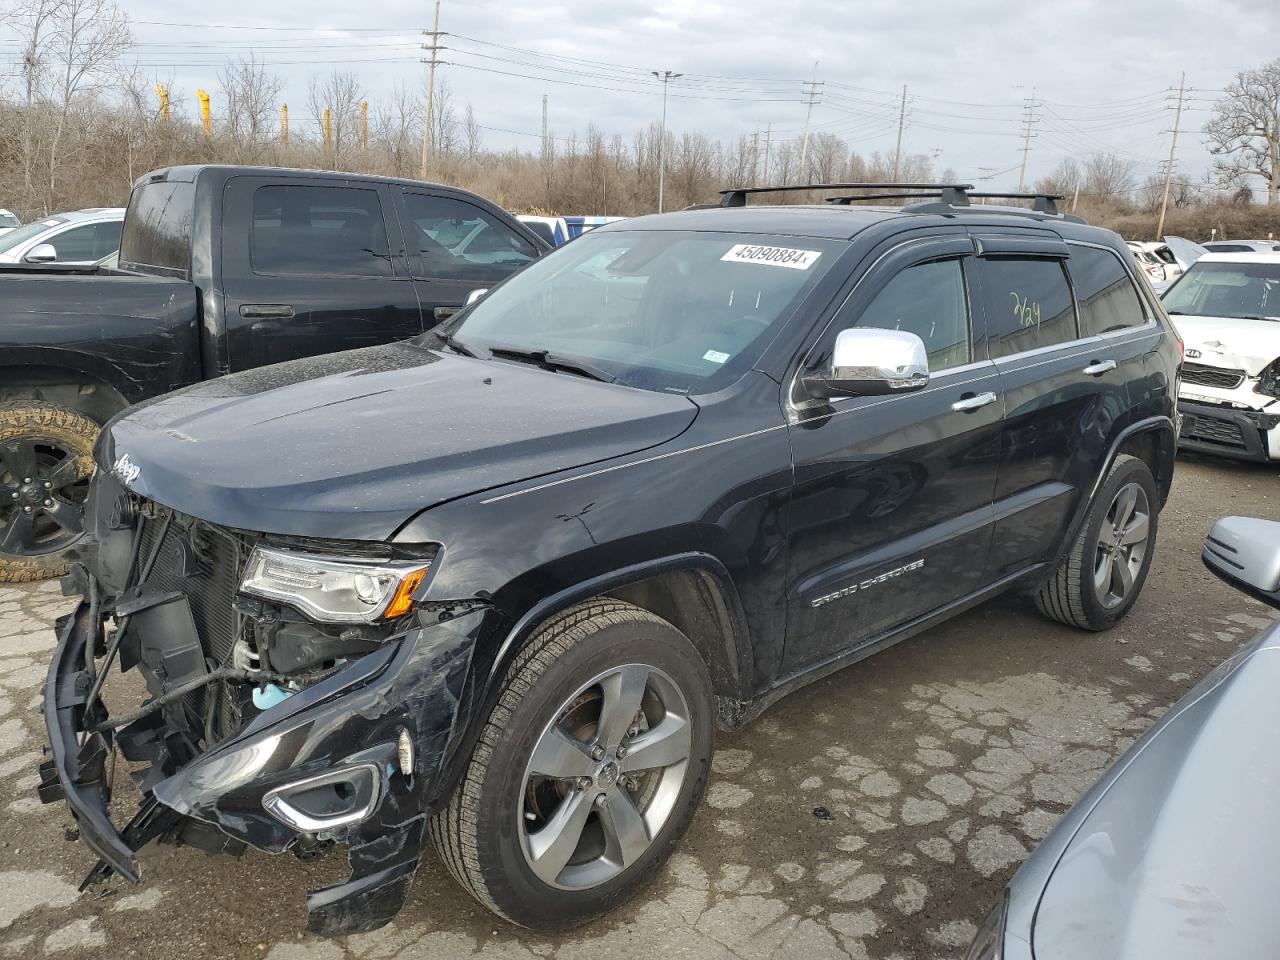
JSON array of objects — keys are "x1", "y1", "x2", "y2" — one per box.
[
  {"x1": 978, "y1": 258, "x2": 1076, "y2": 358},
  {"x1": 251, "y1": 185, "x2": 391, "y2": 278},
  {"x1": 855, "y1": 258, "x2": 971, "y2": 371},
  {"x1": 1069, "y1": 245, "x2": 1145, "y2": 336}
]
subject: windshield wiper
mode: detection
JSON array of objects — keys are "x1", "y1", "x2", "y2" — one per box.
[
  {"x1": 488, "y1": 344, "x2": 616, "y2": 383},
  {"x1": 436, "y1": 332, "x2": 478, "y2": 357}
]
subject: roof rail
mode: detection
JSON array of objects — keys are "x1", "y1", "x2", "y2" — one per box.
[
  {"x1": 717, "y1": 182, "x2": 974, "y2": 208},
  {"x1": 903, "y1": 191, "x2": 1084, "y2": 222}
]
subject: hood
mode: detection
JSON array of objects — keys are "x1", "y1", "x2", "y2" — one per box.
[
  {"x1": 1163, "y1": 236, "x2": 1207, "y2": 270},
  {"x1": 102, "y1": 342, "x2": 698, "y2": 540},
  {"x1": 1032, "y1": 627, "x2": 1280, "y2": 960},
  {"x1": 1170, "y1": 314, "x2": 1280, "y2": 375}
]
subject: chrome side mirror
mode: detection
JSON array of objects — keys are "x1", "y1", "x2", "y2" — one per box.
[
  {"x1": 803, "y1": 327, "x2": 930, "y2": 401},
  {"x1": 1204, "y1": 516, "x2": 1280, "y2": 609},
  {"x1": 24, "y1": 242, "x2": 57, "y2": 263},
  {"x1": 465, "y1": 288, "x2": 489, "y2": 306}
]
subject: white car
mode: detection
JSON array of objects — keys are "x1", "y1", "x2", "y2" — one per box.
[
  {"x1": 1162, "y1": 252, "x2": 1280, "y2": 461},
  {"x1": 1203, "y1": 240, "x2": 1280, "y2": 254},
  {"x1": 0, "y1": 209, "x2": 20, "y2": 236},
  {"x1": 1126, "y1": 240, "x2": 1183, "y2": 284},
  {"x1": 0, "y1": 207, "x2": 124, "y2": 265}
]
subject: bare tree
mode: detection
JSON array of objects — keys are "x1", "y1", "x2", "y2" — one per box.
[
  {"x1": 219, "y1": 54, "x2": 284, "y2": 162},
  {"x1": 307, "y1": 70, "x2": 363, "y2": 169},
  {"x1": 463, "y1": 103, "x2": 482, "y2": 161},
  {"x1": 1081, "y1": 152, "x2": 1136, "y2": 204},
  {"x1": 44, "y1": 0, "x2": 132, "y2": 209},
  {"x1": 1205, "y1": 58, "x2": 1280, "y2": 204},
  {"x1": 373, "y1": 81, "x2": 422, "y2": 178},
  {"x1": 1034, "y1": 157, "x2": 1082, "y2": 202}
]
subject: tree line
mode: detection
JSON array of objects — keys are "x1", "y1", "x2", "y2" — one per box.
[{"x1": 2, "y1": 0, "x2": 1279, "y2": 241}]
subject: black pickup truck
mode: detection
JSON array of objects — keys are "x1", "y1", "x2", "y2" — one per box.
[{"x1": 0, "y1": 164, "x2": 546, "y2": 582}]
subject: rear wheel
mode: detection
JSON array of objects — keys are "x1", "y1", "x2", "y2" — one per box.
[
  {"x1": 1034, "y1": 454, "x2": 1158, "y2": 630},
  {"x1": 430, "y1": 599, "x2": 714, "y2": 929},
  {"x1": 0, "y1": 402, "x2": 97, "y2": 583}
]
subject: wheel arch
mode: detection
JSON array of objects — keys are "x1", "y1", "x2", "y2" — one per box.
[{"x1": 0, "y1": 362, "x2": 132, "y2": 426}]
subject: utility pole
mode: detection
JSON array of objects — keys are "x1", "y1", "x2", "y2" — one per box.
[
  {"x1": 762, "y1": 122, "x2": 773, "y2": 183},
  {"x1": 359, "y1": 101, "x2": 369, "y2": 151},
  {"x1": 541, "y1": 94, "x2": 549, "y2": 154},
  {"x1": 1016, "y1": 91, "x2": 1037, "y2": 192},
  {"x1": 798, "y1": 61, "x2": 823, "y2": 184},
  {"x1": 751, "y1": 129, "x2": 761, "y2": 185},
  {"x1": 1155, "y1": 72, "x2": 1186, "y2": 242},
  {"x1": 280, "y1": 104, "x2": 289, "y2": 146},
  {"x1": 419, "y1": 0, "x2": 443, "y2": 180},
  {"x1": 652, "y1": 68, "x2": 682, "y2": 212},
  {"x1": 891, "y1": 85, "x2": 908, "y2": 180}
]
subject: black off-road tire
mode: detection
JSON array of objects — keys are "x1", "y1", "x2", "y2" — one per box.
[
  {"x1": 1034, "y1": 454, "x2": 1159, "y2": 631},
  {"x1": 429, "y1": 599, "x2": 714, "y2": 929},
  {"x1": 0, "y1": 401, "x2": 99, "y2": 583}
]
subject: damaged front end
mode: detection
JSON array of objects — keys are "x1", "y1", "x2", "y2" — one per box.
[{"x1": 39, "y1": 472, "x2": 488, "y2": 935}]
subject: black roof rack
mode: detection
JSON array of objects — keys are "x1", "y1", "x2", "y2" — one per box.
[
  {"x1": 719, "y1": 182, "x2": 973, "y2": 208},
  {"x1": 717, "y1": 182, "x2": 1084, "y2": 222}
]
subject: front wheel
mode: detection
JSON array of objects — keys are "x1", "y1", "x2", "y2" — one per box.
[
  {"x1": 1035, "y1": 454, "x2": 1158, "y2": 631},
  {"x1": 430, "y1": 599, "x2": 714, "y2": 929}
]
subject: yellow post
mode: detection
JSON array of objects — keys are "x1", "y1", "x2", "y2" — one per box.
[
  {"x1": 154, "y1": 83, "x2": 170, "y2": 122},
  {"x1": 322, "y1": 108, "x2": 332, "y2": 149},
  {"x1": 196, "y1": 89, "x2": 211, "y2": 140},
  {"x1": 280, "y1": 104, "x2": 289, "y2": 145},
  {"x1": 359, "y1": 101, "x2": 368, "y2": 151}
]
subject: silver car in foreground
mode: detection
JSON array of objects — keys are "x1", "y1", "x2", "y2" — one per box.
[
  {"x1": 0, "y1": 207, "x2": 124, "y2": 265},
  {"x1": 968, "y1": 515, "x2": 1280, "y2": 960}
]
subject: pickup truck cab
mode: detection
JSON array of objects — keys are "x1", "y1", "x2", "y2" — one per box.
[{"x1": 0, "y1": 165, "x2": 546, "y2": 581}]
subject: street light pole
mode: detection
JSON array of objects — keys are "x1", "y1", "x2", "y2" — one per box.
[{"x1": 652, "y1": 69, "x2": 682, "y2": 212}]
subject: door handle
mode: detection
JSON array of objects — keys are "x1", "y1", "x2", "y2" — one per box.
[
  {"x1": 433, "y1": 305, "x2": 461, "y2": 322},
  {"x1": 1082, "y1": 359, "x2": 1117, "y2": 377},
  {"x1": 239, "y1": 304, "x2": 294, "y2": 320},
  {"x1": 951, "y1": 391, "x2": 998, "y2": 413}
]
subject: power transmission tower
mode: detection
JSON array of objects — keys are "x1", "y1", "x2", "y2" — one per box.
[
  {"x1": 798, "y1": 62, "x2": 823, "y2": 184},
  {"x1": 419, "y1": 0, "x2": 444, "y2": 180},
  {"x1": 891, "y1": 85, "x2": 908, "y2": 180},
  {"x1": 1155, "y1": 73, "x2": 1186, "y2": 241},
  {"x1": 541, "y1": 94, "x2": 549, "y2": 154},
  {"x1": 1016, "y1": 91, "x2": 1038, "y2": 191}
]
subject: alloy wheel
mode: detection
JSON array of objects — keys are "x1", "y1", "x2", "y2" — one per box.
[
  {"x1": 519, "y1": 663, "x2": 692, "y2": 891},
  {"x1": 0, "y1": 438, "x2": 90, "y2": 557},
  {"x1": 1093, "y1": 481, "x2": 1150, "y2": 609}
]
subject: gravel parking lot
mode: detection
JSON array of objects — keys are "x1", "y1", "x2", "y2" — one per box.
[{"x1": 1, "y1": 454, "x2": 1276, "y2": 960}]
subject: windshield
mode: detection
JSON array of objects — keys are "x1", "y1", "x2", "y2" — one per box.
[
  {"x1": 433, "y1": 229, "x2": 846, "y2": 393},
  {"x1": 1162, "y1": 260, "x2": 1280, "y2": 320},
  {"x1": 0, "y1": 217, "x2": 65, "y2": 253}
]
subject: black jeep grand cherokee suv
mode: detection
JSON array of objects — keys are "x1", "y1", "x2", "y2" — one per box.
[{"x1": 42, "y1": 184, "x2": 1180, "y2": 935}]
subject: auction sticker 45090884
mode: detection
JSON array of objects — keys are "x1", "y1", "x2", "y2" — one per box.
[{"x1": 721, "y1": 244, "x2": 823, "y2": 270}]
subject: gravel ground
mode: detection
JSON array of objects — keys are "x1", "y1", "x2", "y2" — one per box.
[{"x1": 0, "y1": 453, "x2": 1276, "y2": 960}]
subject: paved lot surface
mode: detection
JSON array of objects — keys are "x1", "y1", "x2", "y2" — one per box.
[{"x1": 1, "y1": 453, "x2": 1277, "y2": 960}]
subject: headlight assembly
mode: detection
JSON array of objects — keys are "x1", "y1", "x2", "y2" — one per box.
[
  {"x1": 1257, "y1": 358, "x2": 1280, "y2": 400},
  {"x1": 240, "y1": 547, "x2": 431, "y2": 624},
  {"x1": 964, "y1": 890, "x2": 1008, "y2": 960}
]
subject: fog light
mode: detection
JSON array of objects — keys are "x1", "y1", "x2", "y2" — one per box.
[{"x1": 398, "y1": 728, "x2": 414, "y2": 777}]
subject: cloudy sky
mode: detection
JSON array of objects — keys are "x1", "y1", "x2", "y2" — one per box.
[{"x1": 37, "y1": 0, "x2": 1280, "y2": 190}]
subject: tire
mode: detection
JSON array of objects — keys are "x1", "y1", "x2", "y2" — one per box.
[
  {"x1": 1034, "y1": 454, "x2": 1159, "y2": 631},
  {"x1": 430, "y1": 599, "x2": 714, "y2": 929},
  {"x1": 0, "y1": 401, "x2": 98, "y2": 584}
]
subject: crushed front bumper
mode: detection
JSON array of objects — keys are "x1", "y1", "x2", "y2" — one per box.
[
  {"x1": 1177, "y1": 399, "x2": 1280, "y2": 462},
  {"x1": 40, "y1": 597, "x2": 485, "y2": 935}
]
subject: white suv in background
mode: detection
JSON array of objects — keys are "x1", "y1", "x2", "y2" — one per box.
[
  {"x1": 0, "y1": 207, "x2": 124, "y2": 265},
  {"x1": 1127, "y1": 240, "x2": 1183, "y2": 284},
  {"x1": 0, "y1": 209, "x2": 20, "y2": 236},
  {"x1": 1162, "y1": 252, "x2": 1280, "y2": 461}
]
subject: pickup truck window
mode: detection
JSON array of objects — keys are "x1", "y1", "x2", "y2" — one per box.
[
  {"x1": 251, "y1": 184, "x2": 392, "y2": 278},
  {"x1": 401, "y1": 192, "x2": 538, "y2": 283},
  {"x1": 120, "y1": 181, "x2": 194, "y2": 275},
  {"x1": 440, "y1": 229, "x2": 845, "y2": 394}
]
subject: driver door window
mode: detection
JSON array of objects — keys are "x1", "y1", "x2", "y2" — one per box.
[{"x1": 853, "y1": 258, "x2": 972, "y2": 371}]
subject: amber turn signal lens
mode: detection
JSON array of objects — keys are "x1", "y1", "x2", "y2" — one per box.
[{"x1": 383, "y1": 567, "x2": 428, "y2": 619}]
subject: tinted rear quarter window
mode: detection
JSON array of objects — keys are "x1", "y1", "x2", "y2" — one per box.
[
  {"x1": 251, "y1": 184, "x2": 392, "y2": 278},
  {"x1": 120, "y1": 182, "x2": 195, "y2": 276},
  {"x1": 1069, "y1": 245, "x2": 1146, "y2": 335},
  {"x1": 977, "y1": 257, "x2": 1077, "y2": 358}
]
